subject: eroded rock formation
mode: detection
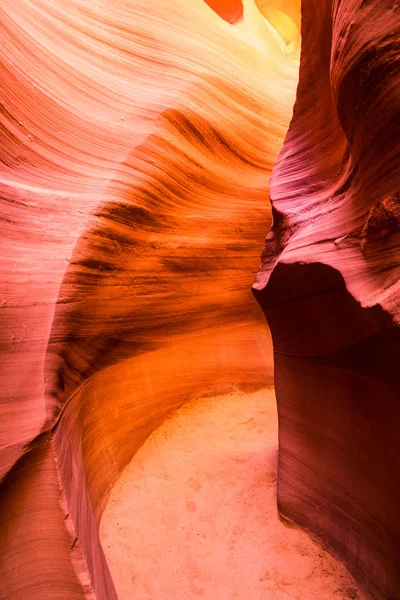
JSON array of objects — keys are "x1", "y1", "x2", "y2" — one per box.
[
  {"x1": 253, "y1": 1, "x2": 400, "y2": 599},
  {"x1": 1, "y1": 0, "x2": 398, "y2": 597},
  {"x1": 0, "y1": 1, "x2": 299, "y2": 598}
]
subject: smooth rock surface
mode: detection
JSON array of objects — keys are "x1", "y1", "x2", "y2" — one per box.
[{"x1": 253, "y1": 1, "x2": 400, "y2": 599}]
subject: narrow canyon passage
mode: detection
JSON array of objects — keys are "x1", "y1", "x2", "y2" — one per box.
[
  {"x1": 100, "y1": 388, "x2": 362, "y2": 600},
  {"x1": 1, "y1": 0, "x2": 398, "y2": 597}
]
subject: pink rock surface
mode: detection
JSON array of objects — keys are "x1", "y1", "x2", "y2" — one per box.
[{"x1": 253, "y1": 1, "x2": 400, "y2": 599}]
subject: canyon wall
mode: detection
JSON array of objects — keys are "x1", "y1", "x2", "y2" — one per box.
[
  {"x1": 3, "y1": 0, "x2": 398, "y2": 597},
  {"x1": 0, "y1": 1, "x2": 298, "y2": 598},
  {"x1": 253, "y1": 1, "x2": 400, "y2": 599}
]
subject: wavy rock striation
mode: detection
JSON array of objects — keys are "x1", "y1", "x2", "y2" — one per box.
[
  {"x1": 0, "y1": 1, "x2": 299, "y2": 598},
  {"x1": 253, "y1": 1, "x2": 400, "y2": 599}
]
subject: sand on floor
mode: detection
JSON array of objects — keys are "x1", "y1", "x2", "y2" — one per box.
[{"x1": 100, "y1": 388, "x2": 362, "y2": 600}]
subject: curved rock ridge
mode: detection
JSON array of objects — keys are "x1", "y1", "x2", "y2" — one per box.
[
  {"x1": 1, "y1": 1, "x2": 300, "y2": 598},
  {"x1": 253, "y1": 1, "x2": 400, "y2": 599}
]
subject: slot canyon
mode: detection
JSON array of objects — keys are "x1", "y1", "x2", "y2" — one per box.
[{"x1": 0, "y1": 0, "x2": 399, "y2": 599}]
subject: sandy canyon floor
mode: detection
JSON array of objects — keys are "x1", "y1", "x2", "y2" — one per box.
[{"x1": 100, "y1": 388, "x2": 362, "y2": 600}]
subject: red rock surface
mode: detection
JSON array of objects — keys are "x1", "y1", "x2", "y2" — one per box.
[{"x1": 253, "y1": 1, "x2": 400, "y2": 599}]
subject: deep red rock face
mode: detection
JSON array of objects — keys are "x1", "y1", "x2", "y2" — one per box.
[{"x1": 253, "y1": 0, "x2": 400, "y2": 598}]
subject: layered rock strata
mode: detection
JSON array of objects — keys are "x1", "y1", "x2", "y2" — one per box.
[
  {"x1": 253, "y1": 1, "x2": 400, "y2": 599},
  {"x1": 0, "y1": 1, "x2": 299, "y2": 597}
]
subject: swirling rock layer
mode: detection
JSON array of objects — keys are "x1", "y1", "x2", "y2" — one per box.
[
  {"x1": 253, "y1": 1, "x2": 400, "y2": 599},
  {"x1": 1, "y1": 1, "x2": 299, "y2": 598}
]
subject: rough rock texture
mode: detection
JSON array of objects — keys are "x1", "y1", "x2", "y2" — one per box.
[
  {"x1": 253, "y1": 1, "x2": 400, "y2": 599},
  {"x1": 0, "y1": 1, "x2": 299, "y2": 598}
]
